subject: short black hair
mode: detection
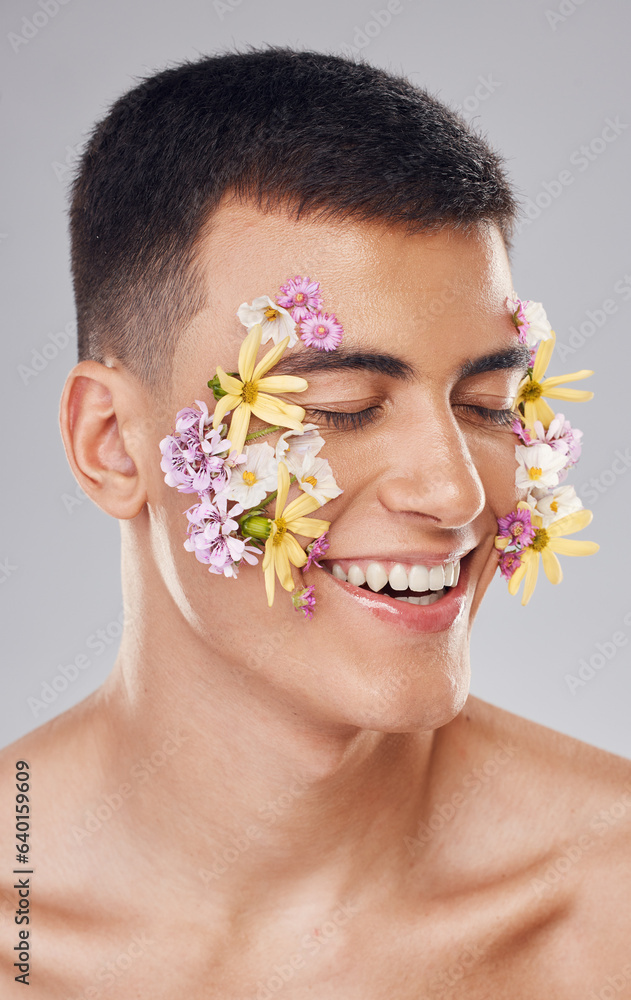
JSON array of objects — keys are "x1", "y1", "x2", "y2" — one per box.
[{"x1": 70, "y1": 45, "x2": 518, "y2": 389}]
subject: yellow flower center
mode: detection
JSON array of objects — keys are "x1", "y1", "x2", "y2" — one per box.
[
  {"x1": 264, "y1": 307, "x2": 279, "y2": 321},
  {"x1": 531, "y1": 527, "x2": 550, "y2": 552},
  {"x1": 241, "y1": 380, "x2": 258, "y2": 405},
  {"x1": 272, "y1": 517, "x2": 287, "y2": 545},
  {"x1": 513, "y1": 522, "x2": 524, "y2": 536},
  {"x1": 550, "y1": 500, "x2": 558, "y2": 512},
  {"x1": 521, "y1": 380, "x2": 542, "y2": 401},
  {"x1": 528, "y1": 467, "x2": 543, "y2": 480},
  {"x1": 294, "y1": 292, "x2": 305, "y2": 303},
  {"x1": 242, "y1": 471, "x2": 257, "y2": 486},
  {"x1": 303, "y1": 475, "x2": 318, "y2": 487}
]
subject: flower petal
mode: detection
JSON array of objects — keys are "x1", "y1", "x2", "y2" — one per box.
[
  {"x1": 549, "y1": 538, "x2": 600, "y2": 557},
  {"x1": 532, "y1": 331, "x2": 556, "y2": 381},
  {"x1": 275, "y1": 460, "x2": 291, "y2": 517},
  {"x1": 238, "y1": 324, "x2": 263, "y2": 381},
  {"x1": 255, "y1": 375, "x2": 309, "y2": 394},
  {"x1": 274, "y1": 541, "x2": 295, "y2": 592},
  {"x1": 521, "y1": 549, "x2": 540, "y2": 605},
  {"x1": 541, "y1": 546, "x2": 563, "y2": 585},
  {"x1": 283, "y1": 531, "x2": 309, "y2": 568},
  {"x1": 216, "y1": 368, "x2": 243, "y2": 395},
  {"x1": 264, "y1": 553, "x2": 276, "y2": 607},
  {"x1": 547, "y1": 508, "x2": 593, "y2": 537},
  {"x1": 287, "y1": 516, "x2": 331, "y2": 538},
  {"x1": 212, "y1": 392, "x2": 239, "y2": 428},
  {"x1": 542, "y1": 370, "x2": 593, "y2": 389},
  {"x1": 252, "y1": 335, "x2": 291, "y2": 381},
  {"x1": 508, "y1": 557, "x2": 528, "y2": 596},
  {"x1": 542, "y1": 387, "x2": 594, "y2": 402},
  {"x1": 251, "y1": 395, "x2": 306, "y2": 429},
  {"x1": 227, "y1": 403, "x2": 252, "y2": 456},
  {"x1": 284, "y1": 492, "x2": 323, "y2": 521}
]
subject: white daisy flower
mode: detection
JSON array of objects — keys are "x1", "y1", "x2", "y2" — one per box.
[
  {"x1": 237, "y1": 295, "x2": 299, "y2": 347},
  {"x1": 221, "y1": 441, "x2": 278, "y2": 509},
  {"x1": 291, "y1": 453, "x2": 343, "y2": 505},
  {"x1": 534, "y1": 484, "x2": 583, "y2": 527},
  {"x1": 515, "y1": 442, "x2": 568, "y2": 492}
]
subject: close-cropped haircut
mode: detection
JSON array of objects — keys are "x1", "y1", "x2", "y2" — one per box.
[{"x1": 70, "y1": 46, "x2": 518, "y2": 389}]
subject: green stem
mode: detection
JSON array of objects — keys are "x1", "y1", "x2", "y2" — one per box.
[{"x1": 245, "y1": 424, "x2": 282, "y2": 442}]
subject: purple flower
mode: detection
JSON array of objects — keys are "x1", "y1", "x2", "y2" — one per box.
[
  {"x1": 277, "y1": 276, "x2": 323, "y2": 322},
  {"x1": 303, "y1": 532, "x2": 330, "y2": 570},
  {"x1": 159, "y1": 401, "x2": 232, "y2": 494},
  {"x1": 497, "y1": 508, "x2": 536, "y2": 548},
  {"x1": 299, "y1": 311, "x2": 344, "y2": 352},
  {"x1": 533, "y1": 414, "x2": 582, "y2": 467},
  {"x1": 499, "y1": 551, "x2": 522, "y2": 580},
  {"x1": 292, "y1": 585, "x2": 316, "y2": 619},
  {"x1": 511, "y1": 417, "x2": 533, "y2": 445}
]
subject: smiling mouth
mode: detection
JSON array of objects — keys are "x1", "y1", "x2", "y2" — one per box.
[{"x1": 319, "y1": 557, "x2": 462, "y2": 605}]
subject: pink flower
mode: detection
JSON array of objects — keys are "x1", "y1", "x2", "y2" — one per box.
[
  {"x1": 303, "y1": 532, "x2": 330, "y2": 570},
  {"x1": 277, "y1": 276, "x2": 323, "y2": 322},
  {"x1": 292, "y1": 585, "x2": 316, "y2": 619},
  {"x1": 509, "y1": 296, "x2": 529, "y2": 345},
  {"x1": 497, "y1": 508, "x2": 536, "y2": 548},
  {"x1": 299, "y1": 311, "x2": 344, "y2": 351},
  {"x1": 532, "y1": 414, "x2": 582, "y2": 467},
  {"x1": 159, "y1": 401, "x2": 232, "y2": 494},
  {"x1": 499, "y1": 550, "x2": 522, "y2": 580},
  {"x1": 511, "y1": 417, "x2": 533, "y2": 445}
]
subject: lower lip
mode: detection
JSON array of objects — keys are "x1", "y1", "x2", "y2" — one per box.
[{"x1": 320, "y1": 560, "x2": 470, "y2": 634}]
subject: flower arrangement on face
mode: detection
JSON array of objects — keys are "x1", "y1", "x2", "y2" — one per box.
[
  {"x1": 495, "y1": 295, "x2": 599, "y2": 604},
  {"x1": 159, "y1": 277, "x2": 344, "y2": 618}
]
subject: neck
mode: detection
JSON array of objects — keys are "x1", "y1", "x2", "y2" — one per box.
[{"x1": 88, "y1": 524, "x2": 454, "y2": 918}]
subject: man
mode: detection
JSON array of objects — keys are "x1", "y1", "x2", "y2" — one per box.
[{"x1": 1, "y1": 47, "x2": 630, "y2": 998}]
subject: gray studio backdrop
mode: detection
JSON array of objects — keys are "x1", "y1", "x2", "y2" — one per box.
[{"x1": 1, "y1": 0, "x2": 630, "y2": 755}]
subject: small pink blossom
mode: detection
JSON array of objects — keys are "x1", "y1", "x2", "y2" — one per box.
[
  {"x1": 497, "y1": 508, "x2": 536, "y2": 549},
  {"x1": 303, "y1": 532, "x2": 330, "y2": 570},
  {"x1": 511, "y1": 417, "x2": 533, "y2": 445},
  {"x1": 292, "y1": 585, "x2": 316, "y2": 619},
  {"x1": 277, "y1": 276, "x2": 323, "y2": 322},
  {"x1": 299, "y1": 311, "x2": 344, "y2": 351},
  {"x1": 499, "y1": 550, "x2": 522, "y2": 580}
]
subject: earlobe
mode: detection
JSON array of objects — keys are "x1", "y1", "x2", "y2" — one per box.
[{"x1": 59, "y1": 360, "x2": 148, "y2": 519}]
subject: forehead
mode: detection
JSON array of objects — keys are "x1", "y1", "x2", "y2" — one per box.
[{"x1": 172, "y1": 199, "x2": 515, "y2": 390}]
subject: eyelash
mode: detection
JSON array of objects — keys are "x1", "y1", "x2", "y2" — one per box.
[{"x1": 307, "y1": 404, "x2": 515, "y2": 430}]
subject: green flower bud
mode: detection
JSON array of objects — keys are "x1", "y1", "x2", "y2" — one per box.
[{"x1": 239, "y1": 513, "x2": 271, "y2": 540}]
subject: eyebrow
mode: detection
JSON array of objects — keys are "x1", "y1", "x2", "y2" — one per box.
[{"x1": 271, "y1": 342, "x2": 531, "y2": 381}]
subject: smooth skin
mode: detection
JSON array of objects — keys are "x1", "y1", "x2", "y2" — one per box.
[{"x1": 1, "y1": 200, "x2": 630, "y2": 998}]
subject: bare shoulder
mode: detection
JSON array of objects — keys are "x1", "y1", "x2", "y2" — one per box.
[{"x1": 462, "y1": 697, "x2": 631, "y2": 978}]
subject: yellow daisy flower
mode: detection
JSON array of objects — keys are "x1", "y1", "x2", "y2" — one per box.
[
  {"x1": 502, "y1": 506, "x2": 599, "y2": 606},
  {"x1": 514, "y1": 331, "x2": 594, "y2": 430},
  {"x1": 212, "y1": 323, "x2": 308, "y2": 454},
  {"x1": 261, "y1": 461, "x2": 331, "y2": 607}
]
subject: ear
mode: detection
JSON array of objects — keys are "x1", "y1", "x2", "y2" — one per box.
[{"x1": 59, "y1": 360, "x2": 148, "y2": 519}]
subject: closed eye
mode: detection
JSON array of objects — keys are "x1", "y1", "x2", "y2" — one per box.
[
  {"x1": 306, "y1": 406, "x2": 382, "y2": 430},
  {"x1": 454, "y1": 403, "x2": 515, "y2": 428}
]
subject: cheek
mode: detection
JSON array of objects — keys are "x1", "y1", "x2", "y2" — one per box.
[{"x1": 468, "y1": 429, "x2": 520, "y2": 520}]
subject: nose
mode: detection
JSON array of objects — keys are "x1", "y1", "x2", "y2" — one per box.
[{"x1": 377, "y1": 404, "x2": 486, "y2": 530}]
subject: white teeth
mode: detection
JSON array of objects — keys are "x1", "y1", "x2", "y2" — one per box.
[
  {"x1": 332, "y1": 563, "x2": 347, "y2": 581},
  {"x1": 365, "y1": 562, "x2": 388, "y2": 592},
  {"x1": 408, "y1": 565, "x2": 430, "y2": 592},
  {"x1": 443, "y1": 562, "x2": 454, "y2": 587},
  {"x1": 396, "y1": 590, "x2": 445, "y2": 606},
  {"x1": 428, "y1": 565, "x2": 445, "y2": 591},
  {"x1": 347, "y1": 564, "x2": 366, "y2": 587},
  {"x1": 388, "y1": 563, "x2": 409, "y2": 591},
  {"x1": 453, "y1": 560, "x2": 460, "y2": 586}
]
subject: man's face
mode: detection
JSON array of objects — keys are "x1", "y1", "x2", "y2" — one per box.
[{"x1": 147, "y1": 201, "x2": 526, "y2": 733}]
